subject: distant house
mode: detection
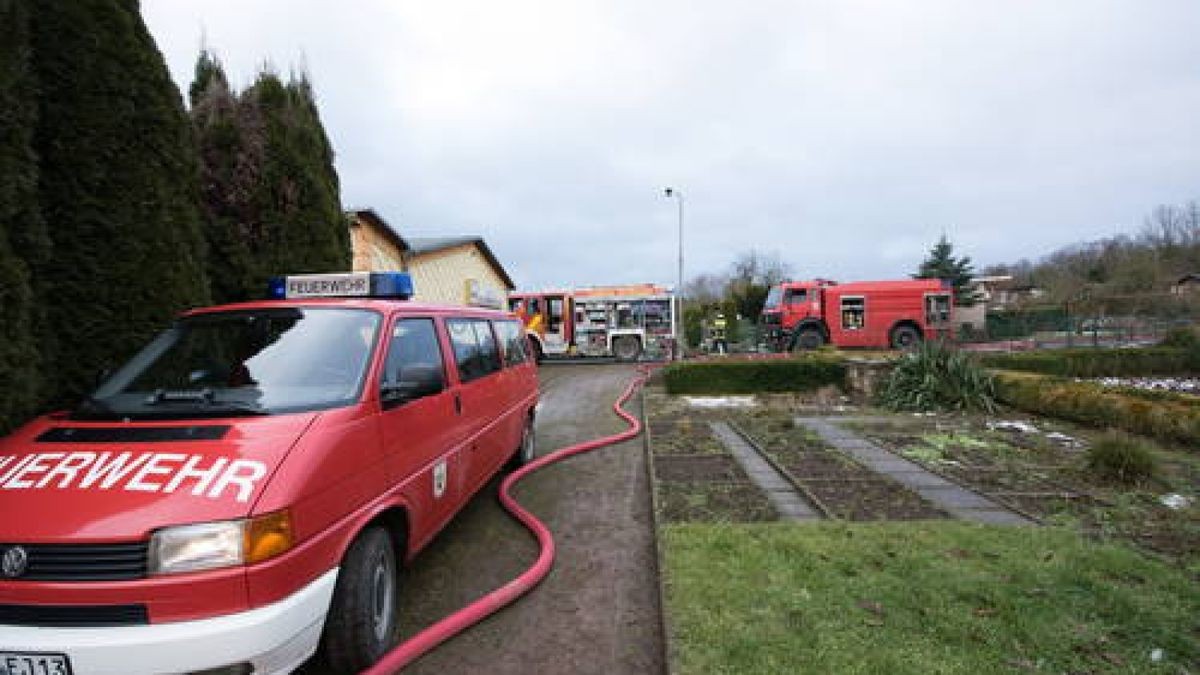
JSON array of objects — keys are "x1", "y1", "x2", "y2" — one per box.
[
  {"x1": 1172, "y1": 273, "x2": 1200, "y2": 295},
  {"x1": 405, "y1": 236, "x2": 515, "y2": 307},
  {"x1": 347, "y1": 209, "x2": 516, "y2": 307},
  {"x1": 973, "y1": 275, "x2": 1044, "y2": 309},
  {"x1": 349, "y1": 208, "x2": 408, "y2": 272}
]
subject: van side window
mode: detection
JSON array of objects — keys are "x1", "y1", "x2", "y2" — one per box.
[
  {"x1": 447, "y1": 318, "x2": 502, "y2": 383},
  {"x1": 382, "y1": 318, "x2": 445, "y2": 401},
  {"x1": 495, "y1": 320, "x2": 529, "y2": 367}
]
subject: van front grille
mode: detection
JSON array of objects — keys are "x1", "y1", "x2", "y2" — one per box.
[{"x1": 1, "y1": 542, "x2": 148, "y2": 581}]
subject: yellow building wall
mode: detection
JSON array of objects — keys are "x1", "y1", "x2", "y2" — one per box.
[
  {"x1": 350, "y1": 221, "x2": 406, "y2": 272},
  {"x1": 408, "y1": 244, "x2": 510, "y2": 306}
]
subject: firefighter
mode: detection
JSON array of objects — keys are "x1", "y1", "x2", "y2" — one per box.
[{"x1": 712, "y1": 312, "x2": 729, "y2": 354}]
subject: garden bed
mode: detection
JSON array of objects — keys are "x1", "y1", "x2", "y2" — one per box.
[
  {"x1": 729, "y1": 409, "x2": 948, "y2": 522},
  {"x1": 645, "y1": 389, "x2": 778, "y2": 523},
  {"x1": 846, "y1": 414, "x2": 1200, "y2": 565},
  {"x1": 656, "y1": 482, "x2": 777, "y2": 523}
]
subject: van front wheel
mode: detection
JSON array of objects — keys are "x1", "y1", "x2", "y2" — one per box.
[{"x1": 319, "y1": 527, "x2": 399, "y2": 672}]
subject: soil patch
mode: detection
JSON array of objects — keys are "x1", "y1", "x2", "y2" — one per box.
[
  {"x1": 647, "y1": 422, "x2": 727, "y2": 455},
  {"x1": 773, "y1": 450, "x2": 874, "y2": 482},
  {"x1": 654, "y1": 454, "x2": 747, "y2": 483},
  {"x1": 657, "y1": 482, "x2": 778, "y2": 523},
  {"x1": 805, "y1": 480, "x2": 948, "y2": 521}
]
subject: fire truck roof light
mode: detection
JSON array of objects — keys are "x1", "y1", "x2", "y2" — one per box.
[{"x1": 268, "y1": 272, "x2": 414, "y2": 300}]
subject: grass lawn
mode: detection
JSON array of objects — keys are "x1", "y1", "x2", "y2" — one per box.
[{"x1": 663, "y1": 522, "x2": 1198, "y2": 674}]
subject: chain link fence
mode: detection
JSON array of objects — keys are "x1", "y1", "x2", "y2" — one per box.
[{"x1": 959, "y1": 291, "x2": 1200, "y2": 351}]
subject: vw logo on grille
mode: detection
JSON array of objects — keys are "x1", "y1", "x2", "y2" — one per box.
[{"x1": 2, "y1": 546, "x2": 29, "y2": 578}]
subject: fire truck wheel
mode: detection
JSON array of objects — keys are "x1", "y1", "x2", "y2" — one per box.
[
  {"x1": 890, "y1": 325, "x2": 922, "y2": 350},
  {"x1": 320, "y1": 526, "x2": 399, "y2": 672},
  {"x1": 613, "y1": 337, "x2": 642, "y2": 361},
  {"x1": 792, "y1": 328, "x2": 824, "y2": 351},
  {"x1": 508, "y1": 416, "x2": 536, "y2": 469}
]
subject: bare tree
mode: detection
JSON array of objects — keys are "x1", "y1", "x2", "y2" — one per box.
[{"x1": 684, "y1": 273, "x2": 728, "y2": 305}]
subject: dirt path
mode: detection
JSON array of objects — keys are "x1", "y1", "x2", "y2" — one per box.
[{"x1": 390, "y1": 363, "x2": 664, "y2": 674}]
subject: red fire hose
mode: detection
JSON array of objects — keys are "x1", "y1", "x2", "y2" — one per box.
[{"x1": 363, "y1": 367, "x2": 651, "y2": 674}]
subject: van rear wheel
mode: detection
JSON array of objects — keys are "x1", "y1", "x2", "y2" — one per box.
[{"x1": 319, "y1": 527, "x2": 399, "y2": 672}]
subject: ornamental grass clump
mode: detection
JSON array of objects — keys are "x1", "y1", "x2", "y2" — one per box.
[
  {"x1": 1086, "y1": 432, "x2": 1158, "y2": 484},
  {"x1": 877, "y1": 341, "x2": 997, "y2": 413}
]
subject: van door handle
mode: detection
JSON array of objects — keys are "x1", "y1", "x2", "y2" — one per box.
[{"x1": 453, "y1": 394, "x2": 462, "y2": 415}]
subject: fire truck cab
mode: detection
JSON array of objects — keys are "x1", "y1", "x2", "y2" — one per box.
[
  {"x1": 0, "y1": 272, "x2": 538, "y2": 675},
  {"x1": 762, "y1": 278, "x2": 954, "y2": 351}
]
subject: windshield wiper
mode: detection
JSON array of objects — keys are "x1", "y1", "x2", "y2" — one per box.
[
  {"x1": 143, "y1": 388, "x2": 269, "y2": 416},
  {"x1": 145, "y1": 388, "x2": 215, "y2": 406}
]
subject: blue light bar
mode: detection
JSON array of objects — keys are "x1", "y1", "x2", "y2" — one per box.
[{"x1": 267, "y1": 272, "x2": 414, "y2": 299}]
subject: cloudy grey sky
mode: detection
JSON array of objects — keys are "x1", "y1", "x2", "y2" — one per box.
[{"x1": 144, "y1": 1, "x2": 1200, "y2": 290}]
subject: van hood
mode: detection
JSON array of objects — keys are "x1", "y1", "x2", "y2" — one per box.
[{"x1": 0, "y1": 413, "x2": 318, "y2": 542}]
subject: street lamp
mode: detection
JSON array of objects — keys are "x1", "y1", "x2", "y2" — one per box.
[{"x1": 663, "y1": 187, "x2": 683, "y2": 359}]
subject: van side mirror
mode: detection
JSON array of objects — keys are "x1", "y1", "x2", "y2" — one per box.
[{"x1": 381, "y1": 364, "x2": 444, "y2": 409}]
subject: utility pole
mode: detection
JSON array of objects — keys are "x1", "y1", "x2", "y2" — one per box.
[{"x1": 664, "y1": 187, "x2": 684, "y2": 359}]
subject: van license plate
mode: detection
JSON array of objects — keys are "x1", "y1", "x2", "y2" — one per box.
[{"x1": 1, "y1": 653, "x2": 72, "y2": 675}]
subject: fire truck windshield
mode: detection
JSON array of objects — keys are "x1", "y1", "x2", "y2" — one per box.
[
  {"x1": 763, "y1": 286, "x2": 783, "y2": 310},
  {"x1": 76, "y1": 308, "x2": 382, "y2": 420}
]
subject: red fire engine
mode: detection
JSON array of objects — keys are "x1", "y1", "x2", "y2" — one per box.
[
  {"x1": 508, "y1": 284, "x2": 676, "y2": 361},
  {"x1": 761, "y1": 278, "x2": 954, "y2": 351}
]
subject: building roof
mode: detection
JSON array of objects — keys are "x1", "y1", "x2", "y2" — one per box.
[
  {"x1": 349, "y1": 208, "x2": 409, "y2": 253},
  {"x1": 406, "y1": 236, "x2": 516, "y2": 290}
]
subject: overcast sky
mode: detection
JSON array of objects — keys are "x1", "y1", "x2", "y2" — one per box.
[{"x1": 144, "y1": 1, "x2": 1200, "y2": 290}]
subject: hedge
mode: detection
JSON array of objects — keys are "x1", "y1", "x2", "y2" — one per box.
[
  {"x1": 993, "y1": 371, "x2": 1200, "y2": 447},
  {"x1": 663, "y1": 357, "x2": 846, "y2": 395},
  {"x1": 978, "y1": 347, "x2": 1198, "y2": 378}
]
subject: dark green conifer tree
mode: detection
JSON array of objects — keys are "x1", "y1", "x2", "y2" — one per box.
[
  {"x1": 0, "y1": 0, "x2": 48, "y2": 430},
  {"x1": 915, "y1": 235, "x2": 978, "y2": 306},
  {"x1": 190, "y1": 51, "x2": 263, "y2": 304},
  {"x1": 190, "y1": 58, "x2": 349, "y2": 304},
  {"x1": 31, "y1": 0, "x2": 210, "y2": 406}
]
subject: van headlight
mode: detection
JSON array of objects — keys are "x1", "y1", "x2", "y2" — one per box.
[{"x1": 149, "y1": 511, "x2": 294, "y2": 575}]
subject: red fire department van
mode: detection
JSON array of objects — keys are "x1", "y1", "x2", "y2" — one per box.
[
  {"x1": 761, "y1": 278, "x2": 954, "y2": 351},
  {"x1": 0, "y1": 272, "x2": 539, "y2": 675}
]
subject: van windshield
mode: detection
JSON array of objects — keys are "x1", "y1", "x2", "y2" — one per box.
[{"x1": 75, "y1": 308, "x2": 381, "y2": 420}]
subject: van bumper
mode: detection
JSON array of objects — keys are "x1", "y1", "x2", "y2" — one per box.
[{"x1": 0, "y1": 568, "x2": 338, "y2": 675}]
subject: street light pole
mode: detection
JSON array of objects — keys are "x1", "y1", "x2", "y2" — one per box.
[{"x1": 664, "y1": 187, "x2": 683, "y2": 359}]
